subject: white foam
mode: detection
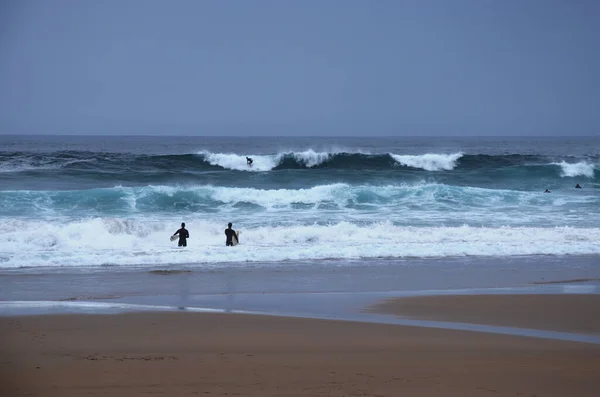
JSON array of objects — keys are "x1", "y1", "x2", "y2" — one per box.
[
  {"x1": 109, "y1": 183, "x2": 368, "y2": 210},
  {"x1": 200, "y1": 151, "x2": 280, "y2": 171},
  {"x1": 553, "y1": 161, "x2": 596, "y2": 178},
  {"x1": 389, "y1": 152, "x2": 463, "y2": 171},
  {"x1": 209, "y1": 183, "x2": 350, "y2": 207},
  {"x1": 198, "y1": 150, "x2": 468, "y2": 172},
  {"x1": 2, "y1": 218, "x2": 600, "y2": 269},
  {"x1": 0, "y1": 301, "x2": 225, "y2": 313}
]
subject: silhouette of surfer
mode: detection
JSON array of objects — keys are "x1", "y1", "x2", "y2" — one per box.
[
  {"x1": 544, "y1": 189, "x2": 551, "y2": 193},
  {"x1": 246, "y1": 157, "x2": 253, "y2": 166},
  {"x1": 225, "y1": 222, "x2": 237, "y2": 246},
  {"x1": 575, "y1": 184, "x2": 582, "y2": 189},
  {"x1": 173, "y1": 222, "x2": 189, "y2": 247}
]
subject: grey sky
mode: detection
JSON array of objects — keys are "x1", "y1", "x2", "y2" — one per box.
[{"x1": 1, "y1": 0, "x2": 599, "y2": 136}]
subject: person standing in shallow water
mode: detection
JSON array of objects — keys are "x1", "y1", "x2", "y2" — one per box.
[
  {"x1": 225, "y1": 222, "x2": 236, "y2": 246},
  {"x1": 173, "y1": 222, "x2": 189, "y2": 247}
]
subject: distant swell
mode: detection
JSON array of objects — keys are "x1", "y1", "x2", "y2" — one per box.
[{"x1": 1, "y1": 150, "x2": 598, "y2": 176}]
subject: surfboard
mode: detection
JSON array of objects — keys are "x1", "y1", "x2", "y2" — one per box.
[
  {"x1": 170, "y1": 235, "x2": 178, "y2": 242},
  {"x1": 232, "y1": 231, "x2": 241, "y2": 246}
]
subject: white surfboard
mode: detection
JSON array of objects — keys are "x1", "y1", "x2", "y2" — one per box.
[
  {"x1": 170, "y1": 235, "x2": 178, "y2": 242},
  {"x1": 232, "y1": 231, "x2": 241, "y2": 246}
]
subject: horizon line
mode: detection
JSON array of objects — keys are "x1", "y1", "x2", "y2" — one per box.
[{"x1": 0, "y1": 134, "x2": 597, "y2": 138}]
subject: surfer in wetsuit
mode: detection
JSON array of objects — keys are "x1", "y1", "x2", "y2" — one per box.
[
  {"x1": 173, "y1": 222, "x2": 189, "y2": 247},
  {"x1": 225, "y1": 222, "x2": 236, "y2": 246},
  {"x1": 246, "y1": 157, "x2": 253, "y2": 166},
  {"x1": 575, "y1": 184, "x2": 582, "y2": 189}
]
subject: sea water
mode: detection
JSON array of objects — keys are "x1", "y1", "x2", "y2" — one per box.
[{"x1": 1, "y1": 135, "x2": 599, "y2": 270}]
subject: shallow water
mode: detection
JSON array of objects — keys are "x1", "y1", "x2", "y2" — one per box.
[{"x1": 2, "y1": 255, "x2": 600, "y2": 344}]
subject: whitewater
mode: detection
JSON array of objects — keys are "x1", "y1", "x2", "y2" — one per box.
[{"x1": 1, "y1": 135, "x2": 599, "y2": 270}]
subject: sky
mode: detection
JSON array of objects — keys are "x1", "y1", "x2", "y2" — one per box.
[{"x1": 0, "y1": 0, "x2": 599, "y2": 136}]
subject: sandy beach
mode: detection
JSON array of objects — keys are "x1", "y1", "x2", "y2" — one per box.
[
  {"x1": 368, "y1": 293, "x2": 600, "y2": 334},
  {"x1": 2, "y1": 294, "x2": 600, "y2": 397}
]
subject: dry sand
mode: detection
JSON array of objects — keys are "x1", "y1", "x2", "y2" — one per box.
[{"x1": 2, "y1": 298, "x2": 600, "y2": 397}]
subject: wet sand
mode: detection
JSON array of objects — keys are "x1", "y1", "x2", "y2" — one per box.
[
  {"x1": 367, "y1": 293, "x2": 600, "y2": 334},
  {"x1": 2, "y1": 307, "x2": 600, "y2": 396}
]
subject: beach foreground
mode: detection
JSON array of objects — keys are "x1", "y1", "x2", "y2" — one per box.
[{"x1": 2, "y1": 297, "x2": 600, "y2": 397}]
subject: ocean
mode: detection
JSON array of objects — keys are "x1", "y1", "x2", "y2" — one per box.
[{"x1": 0, "y1": 135, "x2": 599, "y2": 272}]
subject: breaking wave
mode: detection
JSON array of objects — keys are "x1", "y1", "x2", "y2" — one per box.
[{"x1": 1, "y1": 218, "x2": 599, "y2": 269}]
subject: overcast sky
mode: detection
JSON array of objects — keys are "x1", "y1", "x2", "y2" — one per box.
[{"x1": 1, "y1": 0, "x2": 599, "y2": 136}]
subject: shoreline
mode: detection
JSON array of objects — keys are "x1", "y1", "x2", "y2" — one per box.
[
  {"x1": 367, "y1": 293, "x2": 600, "y2": 335},
  {"x1": 4, "y1": 254, "x2": 600, "y2": 303},
  {"x1": 3, "y1": 256, "x2": 600, "y2": 343},
  {"x1": 4, "y1": 290, "x2": 600, "y2": 344}
]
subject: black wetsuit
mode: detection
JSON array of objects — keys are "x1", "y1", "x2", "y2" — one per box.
[
  {"x1": 225, "y1": 227, "x2": 236, "y2": 246},
  {"x1": 174, "y1": 227, "x2": 189, "y2": 247},
  {"x1": 246, "y1": 157, "x2": 253, "y2": 166}
]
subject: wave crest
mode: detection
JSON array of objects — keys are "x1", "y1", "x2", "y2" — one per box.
[
  {"x1": 2, "y1": 183, "x2": 598, "y2": 220},
  {"x1": 3, "y1": 150, "x2": 597, "y2": 175},
  {"x1": 390, "y1": 153, "x2": 463, "y2": 171}
]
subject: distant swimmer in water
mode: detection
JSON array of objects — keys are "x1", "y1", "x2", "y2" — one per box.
[
  {"x1": 575, "y1": 184, "x2": 582, "y2": 189},
  {"x1": 173, "y1": 222, "x2": 189, "y2": 247},
  {"x1": 225, "y1": 222, "x2": 237, "y2": 246},
  {"x1": 544, "y1": 189, "x2": 551, "y2": 193},
  {"x1": 246, "y1": 157, "x2": 253, "y2": 166}
]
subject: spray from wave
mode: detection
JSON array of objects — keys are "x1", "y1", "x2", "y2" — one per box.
[{"x1": 553, "y1": 161, "x2": 596, "y2": 178}]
